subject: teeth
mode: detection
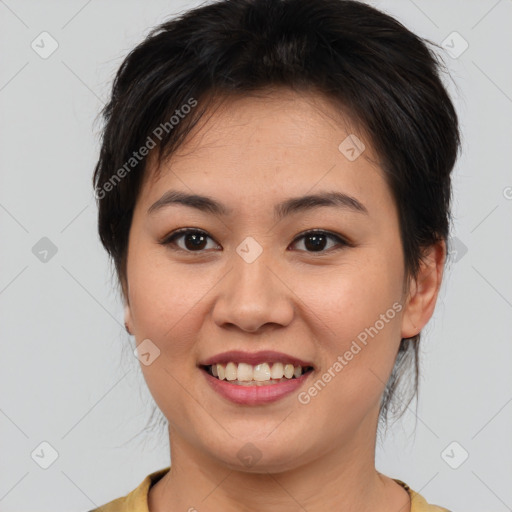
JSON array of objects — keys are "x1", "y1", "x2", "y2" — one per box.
[
  {"x1": 210, "y1": 362, "x2": 308, "y2": 382},
  {"x1": 237, "y1": 362, "x2": 253, "y2": 381},
  {"x1": 284, "y1": 364, "x2": 294, "y2": 379},
  {"x1": 253, "y1": 363, "x2": 271, "y2": 381},
  {"x1": 270, "y1": 362, "x2": 284, "y2": 379},
  {"x1": 225, "y1": 362, "x2": 237, "y2": 381}
]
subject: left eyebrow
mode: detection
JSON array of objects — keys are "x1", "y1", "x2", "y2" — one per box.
[
  {"x1": 147, "y1": 189, "x2": 369, "y2": 218},
  {"x1": 275, "y1": 190, "x2": 368, "y2": 218}
]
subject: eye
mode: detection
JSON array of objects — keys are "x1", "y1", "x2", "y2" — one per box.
[
  {"x1": 289, "y1": 229, "x2": 349, "y2": 253},
  {"x1": 160, "y1": 228, "x2": 220, "y2": 252},
  {"x1": 160, "y1": 228, "x2": 349, "y2": 254}
]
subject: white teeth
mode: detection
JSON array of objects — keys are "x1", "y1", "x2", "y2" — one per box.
[
  {"x1": 237, "y1": 362, "x2": 253, "y2": 381},
  {"x1": 225, "y1": 362, "x2": 237, "y2": 381},
  {"x1": 284, "y1": 364, "x2": 294, "y2": 379},
  {"x1": 208, "y1": 362, "x2": 309, "y2": 382},
  {"x1": 270, "y1": 362, "x2": 284, "y2": 379},
  {"x1": 253, "y1": 363, "x2": 271, "y2": 381}
]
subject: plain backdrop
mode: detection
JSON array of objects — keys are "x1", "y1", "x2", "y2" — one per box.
[{"x1": 1, "y1": 1, "x2": 511, "y2": 511}]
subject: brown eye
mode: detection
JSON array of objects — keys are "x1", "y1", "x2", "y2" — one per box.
[
  {"x1": 290, "y1": 230, "x2": 348, "y2": 253},
  {"x1": 161, "y1": 229, "x2": 219, "y2": 252},
  {"x1": 161, "y1": 228, "x2": 349, "y2": 254}
]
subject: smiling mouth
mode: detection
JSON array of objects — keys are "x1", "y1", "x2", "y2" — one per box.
[{"x1": 200, "y1": 362, "x2": 314, "y2": 386}]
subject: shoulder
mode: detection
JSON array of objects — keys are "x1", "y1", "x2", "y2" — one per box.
[
  {"x1": 393, "y1": 479, "x2": 451, "y2": 512},
  {"x1": 86, "y1": 467, "x2": 171, "y2": 512}
]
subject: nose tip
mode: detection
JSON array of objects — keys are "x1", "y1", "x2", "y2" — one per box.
[
  {"x1": 211, "y1": 254, "x2": 294, "y2": 333},
  {"x1": 237, "y1": 322, "x2": 271, "y2": 334}
]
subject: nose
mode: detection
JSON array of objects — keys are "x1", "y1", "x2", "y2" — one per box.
[{"x1": 211, "y1": 248, "x2": 294, "y2": 333}]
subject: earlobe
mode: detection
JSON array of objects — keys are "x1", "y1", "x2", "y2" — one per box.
[
  {"x1": 124, "y1": 304, "x2": 133, "y2": 335},
  {"x1": 400, "y1": 240, "x2": 446, "y2": 339}
]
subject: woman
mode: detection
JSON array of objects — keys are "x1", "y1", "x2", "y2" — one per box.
[{"x1": 90, "y1": 0, "x2": 460, "y2": 510}]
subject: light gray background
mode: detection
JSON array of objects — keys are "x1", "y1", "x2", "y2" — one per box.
[{"x1": 1, "y1": 1, "x2": 511, "y2": 511}]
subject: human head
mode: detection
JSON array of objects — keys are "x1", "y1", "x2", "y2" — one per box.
[{"x1": 93, "y1": 0, "x2": 460, "y2": 432}]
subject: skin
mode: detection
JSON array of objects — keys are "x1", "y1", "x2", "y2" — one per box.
[{"x1": 123, "y1": 88, "x2": 445, "y2": 512}]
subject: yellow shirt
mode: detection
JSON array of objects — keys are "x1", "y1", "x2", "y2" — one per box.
[{"x1": 88, "y1": 466, "x2": 450, "y2": 512}]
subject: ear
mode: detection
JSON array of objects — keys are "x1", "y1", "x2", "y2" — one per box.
[
  {"x1": 124, "y1": 302, "x2": 133, "y2": 335},
  {"x1": 401, "y1": 240, "x2": 446, "y2": 339},
  {"x1": 121, "y1": 275, "x2": 133, "y2": 335}
]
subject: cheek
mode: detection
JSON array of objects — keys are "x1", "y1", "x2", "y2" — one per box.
[
  {"x1": 291, "y1": 253, "x2": 404, "y2": 407},
  {"x1": 127, "y1": 256, "x2": 209, "y2": 418},
  {"x1": 127, "y1": 248, "x2": 204, "y2": 360},
  {"x1": 296, "y1": 251, "x2": 403, "y2": 342}
]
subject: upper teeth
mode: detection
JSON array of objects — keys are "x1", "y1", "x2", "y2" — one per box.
[{"x1": 211, "y1": 362, "x2": 306, "y2": 381}]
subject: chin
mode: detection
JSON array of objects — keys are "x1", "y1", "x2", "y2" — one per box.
[{"x1": 204, "y1": 437, "x2": 315, "y2": 475}]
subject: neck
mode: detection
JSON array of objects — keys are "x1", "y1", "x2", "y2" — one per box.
[{"x1": 149, "y1": 415, "x2": 410, "y2": 512}]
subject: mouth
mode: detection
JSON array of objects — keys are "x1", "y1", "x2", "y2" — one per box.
[{"x1": 200, "y1": 362, "x2": 315, "y2": 386}]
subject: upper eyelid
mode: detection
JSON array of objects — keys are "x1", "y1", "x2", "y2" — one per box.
[{"x1": 162, "y1": 228, "x2": 349, "y2": 250}]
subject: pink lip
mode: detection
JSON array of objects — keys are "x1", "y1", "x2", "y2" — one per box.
[
  {"x1": 198, "y1": 350, "x2": 314, "y2": 368},
  {"x1": 201, "y1": 367, "x2": 313, "y2": 405}
]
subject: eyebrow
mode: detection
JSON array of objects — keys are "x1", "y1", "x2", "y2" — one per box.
[{"x1": 147, "y1": 189, "x2": 369, "y2": 219}]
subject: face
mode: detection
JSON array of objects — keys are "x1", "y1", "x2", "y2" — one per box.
[{"x1": 124, "y1": 89, "x2": 436, "y2": 472}]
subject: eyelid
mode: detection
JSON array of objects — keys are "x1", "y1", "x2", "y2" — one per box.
[
  {"x1": 160, "y1": 228, "x2": 220, "y2": 251},
  {"x1": 160, "y1": 228, "x2": 351, "y2": 253},
  {"x1": 291, "y1": 228, "x2": 352, "y2": 249}
]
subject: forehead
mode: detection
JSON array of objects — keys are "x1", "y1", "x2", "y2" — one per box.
[
  {"x1": 138, "y1": 89, "x2": 390, "y2": 217},
  {"x1": 159, "y1": 89, "x2": 369, "y2": 162}
]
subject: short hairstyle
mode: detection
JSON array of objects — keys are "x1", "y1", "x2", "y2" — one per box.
[{"x1": 93, "y1": 0, "x2": 460, "y2": 428}]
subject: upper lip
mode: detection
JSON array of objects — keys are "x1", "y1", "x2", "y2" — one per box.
[{"x1": 199, "y1": 350, "x2": 315, "y2": 369}]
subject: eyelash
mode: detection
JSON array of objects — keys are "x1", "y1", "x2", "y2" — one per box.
[{"x1": 159, "y1": 228, "x2": 351, "y2": 254}]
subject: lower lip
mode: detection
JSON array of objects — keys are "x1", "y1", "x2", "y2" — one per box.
[{"x1": 201, "y1": 367, "x2": 313, "y2": 405}]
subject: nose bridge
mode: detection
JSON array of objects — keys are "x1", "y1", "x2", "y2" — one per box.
[
  {"x1": 233, "y1": 241, "x2": 272, "y2": 293},
  {"x1": 212, "y1": 238, "x2": 293, "y2": 331}
]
